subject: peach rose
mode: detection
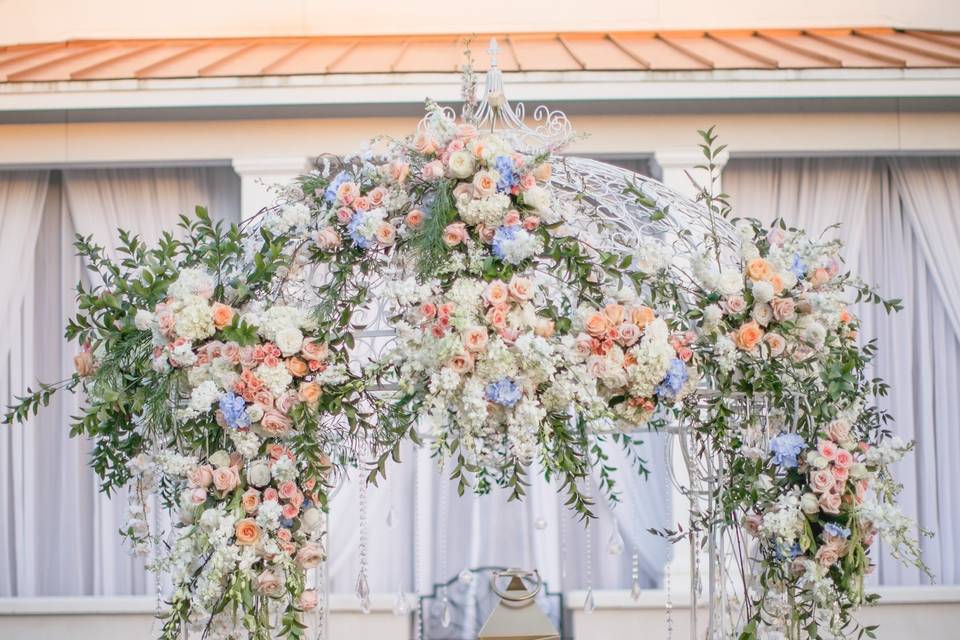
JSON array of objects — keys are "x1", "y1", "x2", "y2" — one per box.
[
  {"x1": 483, "y1": 280, "x2": 510, "y2": 306},
  {"x1": 502, "y1": 209, "x2": 521, "y2": 226},
  {"x1": 584, "y1": 312, "x2": 610, "y2": 338},
  {"x1": 734, "y1": 321, "x2": 764, "y2": 351},
  {"x1": 815, "y1": 544, "x2": 840, "y2": 568},
  {"x1": 442, "y1": 222, "x2": 467, "y2": 246},
  {"x1": 414, "y1": 132, "x2": 438, "y2": 155},
  {"x1": 819, "y1": 491, "x2": 842, "y2": 514},
  {"x1": 839, "y1": 308, "x2": 853, "y2": 324},
  {"x1": 275, "y1": 391, "x2": 299, "y2": 414},
  {"x1": 353, "y1": 196, "x2": 371, "y2": 212},
  {"x1": 763, "y1": 332, "x2": 786, "y2": 357},
  {"x1": 507, "y1": 275, "x2": 534, "y2": 301},
  {"x1": 211, "y1": 303, "x2": 234, "y2": 330},
  {"x1": 630, "y1": 306, "x2": 655, "y2": 329},
  {"x1": 287, "y1": 357, "x2": 309, "y2": 377},
  {"x1": 618, "y1": 323, "x2": 641, "y2": 347},
  {"x1": 301, "y1": 339, "x2": 328, "y2": 362},
  {"x1": 261, "y1": 409, "x2": 293, "y2": 437},
  {"x1": 257, "y1": 569, "x2": 283, "y2": 595},
  {"x1": 485, "y1": 307, "x2": 508, "y2": 330},
  {"x1": 295, "y1": 542, "x2": 324, "y2": 569},
  {"x1": 389, "y1": 159, "x2": 410, "y2": 183},
  {"x1": 534, "y1": 318, "x2": 555, "y2": 338},
  {"x1": 810, "y1": 268, "x2": 831, "y2": 287},
  {"x1": 278, "y1": 480, "x2": 299, "y2": 501},
  {"x1": 448, "y1": 351, "x2": 474, "y2": 374},
  {"x1": 477, "y1": 224, "x2": 496, "y2": 244},
  {"x1": 421, "y1": 160, "x2": 445, "y2": 180},
  {"x1": 74, "y1": 351, "x2": 96, "y2": 377},
  {"x1": 298, "y1": 381, "x2": 322, "y2": 405},
  {"x1": 406, "y1": 208, "x2": 425, "y2": 227},
  {"x1": 827, "y1": 419, "x2": 850, "y2": 444},
  {"x1": 769, "y1": 297, "x2": 796, "y2": 322},
  {"x1": 235, "y1": 518, "x2": 261, "y2": 545},
  {"x1": 188, "y1": 465, "x2": 214, "y2": 488},
  {"x1": 746, "y1": 258, "x2": 773, "y2": 281},
  {"x1": 518, "y1": 173, "x2": 536, "y2": 191},
  {"x1": 817, "y1": 439, "x2": 838, "y2": 462},
  {"x1": 522, "y1": 216, "x2": 540, "y2": 231},
  {"x1": 299, "y1": 589, "x2": 319, "y2": 612},
  {"x1": 744, "y1": 513, "x2": 763, "y2": 537},
  {"x1": 532, "y1": 163, "x2": 553, "y2": 182},
  {"x1": 336, "y1": 181, "x2": 360, "y2": 205},
  {"x1": 375, "y1": 223, "x2": 396, "y2": 245},
  {"x1": 241, "y1": 489, "x2": 261, "y2": 514},
  {"x1": 603, "y1": 303, "x2": 625, "y2": 325},
  {"x1": 463, "y1": 326, "x2": 489, "y2": 352},
  {"x1": 473, "y1": 170, "x2": 498, "y2": 197},
  {"x1": 452, "y1": 182, "x2": 475, "y2": 201},
  {"x1": 314, "y1": 226, "x2": 341, "y2": 251},
  {"x1": 811, "y1": 469, "x2": 834, "y2": 493},
  {"x1": 212, "y1": 467, "x2": 240, "y2": 494}
]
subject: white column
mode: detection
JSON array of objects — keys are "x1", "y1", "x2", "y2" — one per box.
[
  {"x1": 652, "y1": 148, "x2": 729, "y2": 201},
  {"x1": 232, "y1": 156, "x2": 311, "y2": 214}
]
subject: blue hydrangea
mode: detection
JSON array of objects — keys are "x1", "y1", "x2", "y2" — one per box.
[
  {"x1": 789, "y1": 253, "x2": 807, "y2": 279},
  {"x1": 485, "y1": 377, "x2": 523, "y2": 408},
  {"x1": 656, "y1": 358, "x2": 689, "y2": 400},
  {"x1": 491, "y1": 225, "x2": 519, "y2": 261},
  {"x1": 495, "y1": 155, "x2": 517, "y2": 193},
  {"x1": 218, "y1": 392, "x2": 250, "y2": 430},
  {"x1": 324, "y1": 171, "x2": 351, "y2": 204},
  {"x1": 347, "y1": 212, "x2": 372, "y2": 248},
  {"x1": 769, "y1": 432, "x2": 806, "y2": 468},
  {"x1": 773, "y1": 541, "x2": 802, "y2": 561},
  {"x1": 823, "y1": 522, "x2": 851, "y2": 539}
]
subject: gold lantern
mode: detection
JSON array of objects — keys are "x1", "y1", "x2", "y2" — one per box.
[{"x1": 477, "y1": 569, "x2": 560, "y2": 640}]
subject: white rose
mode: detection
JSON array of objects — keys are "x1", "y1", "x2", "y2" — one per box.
[
  {"x1": 718, "y1": 271, "x2": 743, "y2": 296},
  {"x1": 751, "y1": 303, "x2": 773, "y2": 327},
  {"x1": 247, "y1": 461, "x2": 272, "y2": 488},
  {"x1": 849, "y1": 462, "x2": 869, "y2": 480},
  {"x1": 447, "y1": 151, "x2": 476, "y2": 179},
  {"x1": 740, "y1": 243, "x2": 760, "y2": 261},
  {"x1": 199, "y1": 508, "x2": 221, "y2": 531},
  {"x1": 247, "y1": 404, "x2": 264, "y2": 423},
  {"x1": 301, "y1": 508, "x2": 322, "y2": 533},
  {"x1": 134, "y1": 309, "x2": 154, "y2": 331},
  {"x1": 208, "y1": 450, "x2": 231, "y2": 469},
  {"x1": 751, "y1": 280, "x2": 774, "y2": 304},
  {"x1": 735, "y1": 220, "x2": 754, "y2": 240},
  {"x1": 803, "y1": 321, "x2": 827, "y2": 347},
  {"x1": 522, "y1": 185, "x2": 551, "y2": 212},
  {"x1": 807, "y1": 451, "x2": 829, "y2": 469},
  {"x1": 800, "y1": 492, "x2": 820, "y2": 515},
  {"x1": 275, "y1": 327, "x2": 304, "y2": 357}
]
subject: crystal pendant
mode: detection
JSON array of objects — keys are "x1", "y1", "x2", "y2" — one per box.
[
  {"x1": 534, "y1": 516, "x2": 547, "y2": 530},
  {"x1": 583, "y1": 587, "x2": 595, "y2": 614},
  {"x1": 356, "y1": 573, "x2": 371, "y2": 614},
  {"x1": 440, "y1": 597, "x2": 452, "y2": 628},
  {"x1": 458, "y1": 569, "x2": 475, "y2": 585},
  {"x1": 606, "y1": 528, "x2": 624, "y2": 556},
  {"x1": 630, "y1": 581, "x2": 642, "y2": 601},
  {"x1": 392, "y1": 589, "x2": 410, "y2": 616},
  {"x1": 385, "y1": 505, "x2": 395, "y2": 529}
]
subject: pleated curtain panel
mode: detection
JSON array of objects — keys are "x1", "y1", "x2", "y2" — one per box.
[{"x1": 2, "y1": 158, "x2": 958, "y2": 596}]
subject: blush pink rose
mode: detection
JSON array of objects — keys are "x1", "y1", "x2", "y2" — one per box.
[
  {"x1": 260, "y1": 409, "x2": 293, "y2": 437},
  {"x1": 242, "y1": 489, "x2": 261, "y2": 514},
  {"x1": 819, "y1": 491, "x2": 842, "y2": 514},
  {"x1": 834, "y1": 448, "x2": 853, "y2": 469},
  {"x1": 507, "y1": 275, "x2": 534, "y2": 301},
  {"x1": 463, "y1": 326, "x2": 489, "y2": 352},
  {"x1": 447, "y1": 351, "x2": 474, "y2": 374},
  {"x1": 299, "y1": 589, "x2": 319, "y2": 611},
  {"x1": 723, "y1": 295, "x2": 747, "y2": 315},
  {"x1": 810, "y1": 469, "x2": 833, "y2": 494},
  {"x1": 522, "y1": 216, "x2": 540, "y2": 231},
  {"x1": 212, "y1": 467, "x2": 240, "y2": 494},
  {"x1": 817, "y1": 439, "x2": 838, "y2": 462},
  {"x1": 257, "y1": 569, "x2": 283, "y2": 595},
  {"x1": 278, "y1": 480, "x2": 299, "y2": 500},
  {"x1": 295, "y1": 542, "x2": 324, "y2": 569},
  {"x1": 188, "y1": 465, "x2": 214, "y2": 488},
  {"x1": 282, "y1": 503, "x2": 300, "y2": 519},
  {"x1": 827, "y1": 419, "x2": 851, "y2": 443}
]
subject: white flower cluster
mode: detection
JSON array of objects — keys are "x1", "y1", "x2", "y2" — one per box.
[{"x1": 457, "y1": 193, "x2": 511, "y2": 226}]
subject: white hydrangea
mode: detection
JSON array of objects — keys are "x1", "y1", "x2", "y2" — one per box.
[
  {"x1": 257, "y1": 305, "x2": 308, "y2": 342},
  {"x1": 752, "y1": 280, "x2": 775, "y2": 304},
  {"x1": 275, "y1": 326, "x2": 304, "y2": 357},
  {"x1": 718, "y1": 270, "x2": 744, "y2": 296},
  {"x1": 134, "y1": 309, "x2": 154, "y2": 331},
  {"x1": 270, "y1": 455, "x2": 298, "y2": 482},
  {"x1": 255, "y1": 500, "x2": 283, "y2": 531},
  {"x1": 458, "y1": 193, "x2": 511, "y2": 227},
  {"x1": 264, "y1": 202, "x2": 312, "y2": 236},
  {"x1": 494, "y1": 228, "x2": 543, "y2": 265},
  {"x1": 315, "y1": 363, "x2": 349, "y2": 386},
  {"x1": 256, "y1": 362, "x2": 293, "y2": 396},
  {"x1": 228, "y1": 429, "x2": 260, "y2": 460},
  {"x1": 168, "y1": 268, "x2": 215, "y2": 301},
  {"x1": 180, "y1": 380, "x2": 220, "y2": 420},
  {"x1": 624, "y1": 318, "x2": 674, "y2": 398},
  {"x1": 522, "y1": 185, "x2": 552, "y2": 213},
  {"x1": 174, "y1": 296, "x2": 215, "y2": 341}
]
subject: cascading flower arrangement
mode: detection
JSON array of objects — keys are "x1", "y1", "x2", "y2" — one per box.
[{"x1": 642, "y1": 128, "x2": 930, "y2": 640}]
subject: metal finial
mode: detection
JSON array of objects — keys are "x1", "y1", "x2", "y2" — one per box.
[{"x1": 488, "y1": 38, "x2": 499, "y2": 69}]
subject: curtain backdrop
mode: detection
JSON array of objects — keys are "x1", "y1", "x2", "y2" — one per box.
[
  {"x1": 725, "y1": 156, "x2": 960, "y2": 585},
  {"x1": 0, "y1": 167, "x2": 240, "y2": 597}
]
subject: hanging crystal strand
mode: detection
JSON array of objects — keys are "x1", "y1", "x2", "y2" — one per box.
[
  {"x1": 607, "y1": 524, "x2": 625, "y2": 556},
  {"x1": 630, "y1": 548, "x2": 642, "y2": 601},
  {"x1": 414, "y1": 451, "x2": 425, "y2": 640},
  {"x1": 355, "y1": 478, "x2": 372, "y2": 614},
  {"x1": 312, "y1": 508, "x2": 330, "y2": 640},
  {"x1": 583, "y1": 479, "x2": 595, "y2": 615},
  {"x1": 664, "y1": 438, "x2": 674, "y2": 640},
  {"x1": 438, "y1": 460, "x2": 452, "y2": 628}
]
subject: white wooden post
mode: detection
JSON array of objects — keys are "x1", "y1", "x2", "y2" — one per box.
[{"x1": 232, "y1": 156, "x2": 311, "y2": 214}]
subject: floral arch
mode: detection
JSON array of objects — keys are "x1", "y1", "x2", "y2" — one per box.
[{"x1": 5, "y1": 40, "x2": 925, "y2": 640}]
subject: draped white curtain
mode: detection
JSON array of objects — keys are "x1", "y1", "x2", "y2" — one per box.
[
  {"x1": 725, "y1": 156, "x2": 960, "y2": 585},
  {"x1": 0, "y1": 167, "x2": 240, "y2": 596}
]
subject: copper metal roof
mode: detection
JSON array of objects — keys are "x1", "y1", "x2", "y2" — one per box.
[{"x1": 1, "y1": 28, "x2": 959, "y2": 83}]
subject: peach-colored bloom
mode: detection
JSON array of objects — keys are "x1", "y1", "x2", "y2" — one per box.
[
  {"x1": 815, "y1": 545, "x2": 840, "y2": 567},
  {"x1": 518, "y1": 174, "x2": 536, "y2": 191},
  {"x1": 584, "y1": 312, "x2": 610, "y2": 338},
  {"x1": 314, "y1": 226, "x2": 341, "y2": 251},
  {"x1": 235, "y1": 518, "x2": 262, "y2": 545},
  {"x1": 485, "y1": 307, "x2": 508, "y2": 329},
  {"x1": 819, "y1": 491, "x2": 842, "y2": 514},
  {"x1": 723, "y1": 295, "x2": 747, "y2": 315},
  {"x1": 827, "y1": 419, "x2": 850, "y2": 443},
  {"x1": 769, "y1": 297, "x2": 796, "y2": 322},
  {"x1": 405, "y1": 209, "x2": 425, "y2": 227},
  {"x1": 463, "y1": 326, "x2": 489, "y2": 352},
  {"x1": 630, "y1": 306, "x2": 656, "y2": 329},
  {"x1": 257, "y1": 569, "x2": 282, "y2": 594},
  {"x1": 746, "y1": 258, "x2": 773, "y2": 281},
  {"x1": 298, "y1": 381, "x2": 322, "y2": 404},
  {"x1": 211, "y1": 303, "x2": 234, "y2": 330},
  {"x1": 287, "y1": 357, "x2": 308, "y2": 377},
  {"x1": 534, "y1": 318, "x2": 555, "y2": 338},
  {"x1": 261, "y1": 409, "x2": 293, "y2": 437},
  {"x1": 734, "y1": 321, "x2": 764, "y2": 351},
  {"x1": 483, "y1": 280, "x2": 510, "y2": 306},
  {"x1": 299, "y1": 590, "x2": 319, "y2": 611},
  {"x1": 241, "y1": 489, "x2": 261, "y2": 514},
  {"x1": 335, "y1": 207, "x2": 353, "y2": 223},
  {"x1": 295, "y1": 542, "x2": 324, "y2": 569},
  {"x1": 810, "y1": 268, "x2": 831, "y2": 287},
  {"x1": 188, "y1": 465, "x2": 214, "y2": 488},
  {"x1": 603, "y1": 304, "x2": 626, "y2": 325},
  {"x1": 353, "y1": 196, "x2": 371, "y2": 212},
  {"x1": 442, "y1": 222, "x2": 467, "y2": 246},
  {"x1": 336, "y1": 181, "x2": 360, "y2": 205},
  {"x1": 74, "y1": 351, "x2": 96, "y2": 377},
  {"x1": 763, "y1": 332, "x2": 786, "y2": 357},
  {"x1": 507, "y1": 275, "x2": 534, "y2": 301},
  {"x1": 447, "y1": 351, "x2": 474, "y2": 374},
  {"x1": 421, "y1": 160, "x2": 445, "y2": 180},
  {"x1": 502, "y1": 209, "x2": 521, "y2": 226},
  {"x1": 473, "y1": 171, "x2": 498, "y2": 197},
  {"x1": 522, "y1": 216, "x2": 540, "y2": 231},
  {"x1": 532, "y1": 163, "x2": 553, "y2": 182},
  {"x1": 375, "y1": 223, "x2": 396, "y2": 245},
  {"x1": 301, "y1": 339, "x2": 328, "y2": 362},
  {"x1": 212, "y1": 467, "x2": 240, "y2": 494},
  {"x1": 389, "y1": 160, "x2": 410, "y2": 183}
]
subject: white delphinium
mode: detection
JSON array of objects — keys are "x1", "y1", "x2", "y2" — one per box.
[
  {"x1": 507, "y1": 400, "x2": 543, "y2": 463},
  {"x1": 632, "y1": 237, "x2": 672, "y2": 274},
  {"x1": 714, "y1": 334, "x2": 739, "y2": 373},
  {"x1": 155, "y1": 450, "x2": 199, "y2": 477},
  {"x1": 134, "y1": 308, "x2": 155, "y2": 332},
  {"x1": 382, "y1": 275, "x2": 436, "y2": 308},
  {"x1": 692, "y1": 253, "x2": 720, "y2": 291},
  {"x1": 702, "y1": 304, "x2": 723, "y2": 331}
]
